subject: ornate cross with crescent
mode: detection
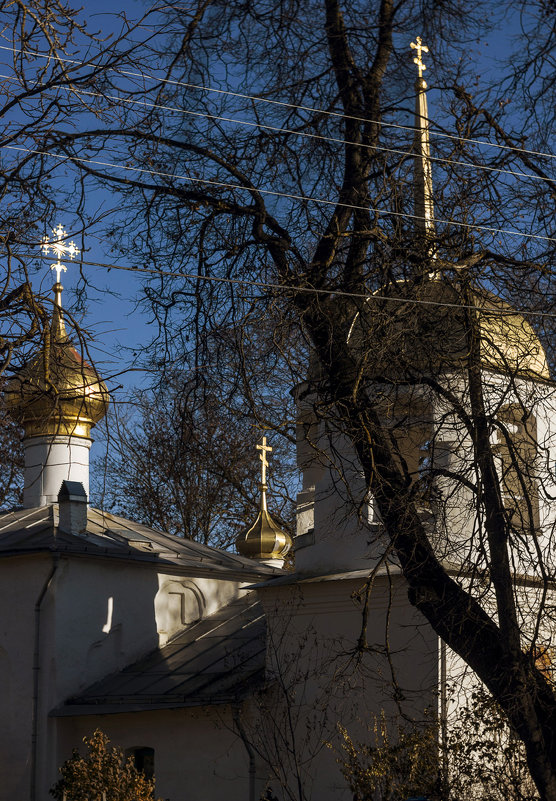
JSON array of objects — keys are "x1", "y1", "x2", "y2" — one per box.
[
  {"x1": 42, "y1": 223, "x2": 80, "y2": 283},
  {"x1": 410, "y1": 36, "x2": 429, "y2": 80}
]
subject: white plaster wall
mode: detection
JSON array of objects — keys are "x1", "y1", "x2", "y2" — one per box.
[
  {"x1": 256, "y1": 573, "x2": 439, "y2": 800},
  {"x1": 50, "y1": 572, "x2": 440, "y2": 801},
  {"x1": 51, "y1": 557, "x2": 161, "y2": 700},
  {"x1": 0, "y1": 546, "x2": 246, "y2": 800},
  {"x1": 37, "y1": 563, "x2": 245, "y2": 799},
  {"x1": 529, "y1": 384, "x2": 556, "y2": 571},
  {"x1": 295, "y1": 368, "x2": 556, "y2": 577},
  {"x1": 475, "y1": 373, "x2": 556, "y2": 577},
  {"x1": 155, "y1": 574, "x2": 242, "y2": 646},
  {"x1": 294, "y1": 382, "x2": 384, "y2": 573},
  {"x1": 55, "y1": 705, "x2": 259, "y2": 801},
  {"x1": 31, "y1": 556, "x2": 160, "y2": 801},
  {"x1": 0, "y1": 554, "x2": 55, "y2": 799}
]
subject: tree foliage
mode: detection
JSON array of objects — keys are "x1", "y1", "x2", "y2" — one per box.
[
  {"x1": 447, "y1": 688, "x2": 539, "y2": 801},
  {"x1": 339, "y1": 688, "x2": 541, "y2": 801},
  {"x1": 338, "y1": 715, "x2": 440, "y2": 801},
  {"x1": 50, "y1": 729, "x2": 161, "y2": 801}
]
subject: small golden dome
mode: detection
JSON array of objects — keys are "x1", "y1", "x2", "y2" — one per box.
[
  {"x1": 236, "y1": 436, "x2": 292, "y2": 562},
  {"x1": 4, "y1": 283, "x2": 109, "y2": 438},
  {"x1": 348, "y1": 280, "x2": 549, "y2": 381},
  {"x1": 236, "y1": 507, "x2": 292, "y2": 561}
]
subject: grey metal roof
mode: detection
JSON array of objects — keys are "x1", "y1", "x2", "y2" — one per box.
[
  {"x1": 0, "y1": 505, "x2": 281, "y2": 579},
  {"x1": 53, "y1": 593, "x2": 266, "y2": 716},
  {"x1": 247, "y1": 566, "x2": 393, "y2": 588}
]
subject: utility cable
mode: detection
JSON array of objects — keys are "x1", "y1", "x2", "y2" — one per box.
[
  {"x1": 18, "y1": 250, "x2": 556, "y2": 321},
  {"x1": 0, "y1": 76, "x2": 550, "y2": 186},
  {"x1": 3, "y1": 143, "x2": 556, "y2": 244},
  {"x1": 0, "y1": 43, "x2": 554, "y2": 162}
]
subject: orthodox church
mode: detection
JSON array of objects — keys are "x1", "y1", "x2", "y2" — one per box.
[{"x1": 0, "y1": 40, "x2": 553, "y2": 801}]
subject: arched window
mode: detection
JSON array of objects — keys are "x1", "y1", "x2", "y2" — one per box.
[
  {"x1": 390, "y1": 398, "x2": 433, "y2": 499},
  {"x1": 495, "y1": 406, "x2": 539, "y2": 534},
  {"x1": 125, "y1": 746, "x2": 155, "y2": 780}
]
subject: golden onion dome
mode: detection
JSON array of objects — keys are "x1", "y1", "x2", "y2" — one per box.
[
  {"x1": 236, "y1": 436, "x2": 292, "y2": 562},
  {"x1": 4, "y1": 282, "x2": 109, "y2": 438},
  {"x1": 236, "y1": 506, "x2": 292, "y2": 562},
  {"x1": 347, "y1": 279, "x2": 549, "y2": 381}
]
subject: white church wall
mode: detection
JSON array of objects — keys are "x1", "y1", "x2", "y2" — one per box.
[
  {"x1": 295, "y1": 425, "x2": 375, "y2": 572},
  {"x1": 414, "y1": 370, "x2": 556, "y2": 574},
  {"x1": 529, "y1": 383, "x2": 556, "y2": 569},
  {"x1": 294, "y1": 379, "x2": 395, "y2": 573},
  {"x1": 51, "y1": 557, "x2": 161, "y2": 699},
  {"x1": 255, "y1": 572, "x2": 439, "y2": 800},
  {"x1": 29, "y1": 555, "x2": 160, "y2": 801},
  {"x1": 483, "y1": 373, "x2": 556, "y2": 577},
  {"x1": 47, "y1": 560, "x2": 246, "y2": 704},
  {"x1": 427, "y1": 386, "x2": 477, "y2": 562},
  {"x1": 22, "y1": 435, "x2": 92, "y2": 507},
  {"x1": 55, "y1": 705, "x2": 253, "y2": 801},
  {"x1": 0, "y1": 550, "x2": 246, "y2": 800},
  {"x1": 0, "y1": 553, "x2": 56, "y2": 799},
  {"x1": 155, "y1": 574, "x2": 243, "y2": 646}
]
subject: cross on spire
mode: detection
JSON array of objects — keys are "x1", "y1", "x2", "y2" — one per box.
[
  {"x1": 256, "y1": 436, "x2": 272, "y2": 487},
  {"x1": 42, "y1": 223, "x2": 80, "y2": 284},
  {"x1": 410, "y1": 37, "x2": 437, "y2": 272},
  {"x1": 410, "y1": 36, "x2": 429, "y2": 80}
]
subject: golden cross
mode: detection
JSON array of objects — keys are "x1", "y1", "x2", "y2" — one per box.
[
  {"x1": 410, "y1": 36, "x2": 429, "y2": 79},
  {"x1": 256, "y1": 436, "x2": 272, "y2": 486},
  {"x1": 41, "y1": 223, "x2": 80, "y2": 283}
]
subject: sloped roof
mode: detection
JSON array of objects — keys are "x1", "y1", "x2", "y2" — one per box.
[
  {"x1": 53, "y1": 593, "x2": 266, "y2": 715},
  {"x1": 0, "y1": 505, "x2": 280, "y2": 580}
]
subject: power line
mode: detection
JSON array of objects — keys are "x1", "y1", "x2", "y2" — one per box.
[
  {"x1": 4, "y1": 143, "x2": 556, "y2": 244},
  {"x1": 2, "y1": 76, "x2": 550, "y2": 186},
  {"x1": 1, "y1": 43, "x2": 555, "y2": 163},
  {"x1": 22, "y1": 250, "x2": 556, "y2": 322}
]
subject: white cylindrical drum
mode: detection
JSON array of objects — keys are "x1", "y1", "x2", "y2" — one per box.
[{"x1": 22, "y1": 435, "x2": 92, "y2": 507}]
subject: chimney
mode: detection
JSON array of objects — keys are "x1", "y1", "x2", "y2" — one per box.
[{"x1": 58, "y1": 481, "x2": 88, "y2": 536}]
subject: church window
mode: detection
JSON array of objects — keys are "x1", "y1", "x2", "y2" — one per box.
[
  {"x1": 494, "y1": 406, "x2": 539, "y2": 534},
  {"x1": 391, "y1": 410, "x2": 433, "y2": 499},
  {"x1": 125, "y1": 746, "x2": 155, "y2": 780}
]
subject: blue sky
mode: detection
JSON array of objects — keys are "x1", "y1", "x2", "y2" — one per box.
[
  {"x1": 25, "y1": 1, "x2": 526, "y2": 371},
  {"x1": 10, "y1": 0, "x2": 536, "y2": 484}
]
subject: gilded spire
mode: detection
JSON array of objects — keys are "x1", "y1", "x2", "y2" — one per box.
[
  {"x1": 235, "y1": 436, "x2": 292, "y2": 564},
  {"x1": 410, "y1": 37, "x2": 437, "y2": 262}
]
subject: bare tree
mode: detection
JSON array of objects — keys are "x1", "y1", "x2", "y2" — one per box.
[
  {"x1": 95, "y1": 372, "x2": 296, "y2": 546},
  {"x1": 0, "y1": 385, "x2": 23, "y2": 507},
  {"x1": 0, "y1": 1, "x2": 174, "y2": 506},
  {"x1": 0, "y1": 0, "x2": 168, "y2": 376},
  {"x1": 4, "y1": 0, "x2": 556, "y2": 797}
]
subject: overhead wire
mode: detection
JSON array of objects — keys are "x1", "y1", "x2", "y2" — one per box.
[
  {"x1": 0, "y1": 75, "x2": 551, "y2": 186},
  {"x1": 2, "y1": 48, "x2": 556, "y2": 315},
  {"x1": 3, "y1": 144, "x2": 556, "y2": 244},
  {"x1": 0, "y1": 43, "x2": 555, "y2": 162},
  {"x1": 20, "y1": 251, "x2": 556, "y2": 322}
]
